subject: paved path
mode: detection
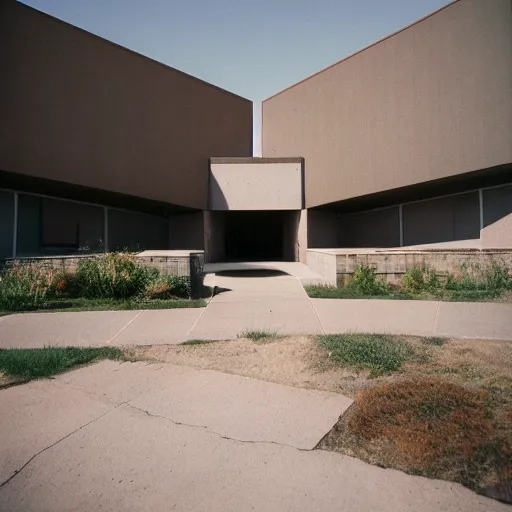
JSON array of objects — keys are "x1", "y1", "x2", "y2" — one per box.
[
  {"x1": 1, "y1": 265, "x2": 512, "y2": 348},
  {"x1": 0, "y1": 361, "x2": 506, "y2": 512}
]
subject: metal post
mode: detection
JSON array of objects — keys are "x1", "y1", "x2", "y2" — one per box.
[
  {"x1": 104, "y1": 207, "x2": 109, "y2": 252},
  {"x1": 478, "y1": 189, "x2": 484, "y2": 231},
  {"x1": 12, "y1": 192, "x2": 18, "y2": 258},
  {"x1": 399, "y1": 204, "x2": 404, "y2": 247}
]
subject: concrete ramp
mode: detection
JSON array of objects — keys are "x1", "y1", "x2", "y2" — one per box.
[{"x1": 191, "y1": 266, "x2": 325, "y2": 340}]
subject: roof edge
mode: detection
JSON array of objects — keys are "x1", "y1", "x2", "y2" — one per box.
[
  {"x1": 210, "y1": 157, "x2": 303, "y2": 164},
  {"x1": 14, "y1": 1, "x2": 252, "y2": 104}
]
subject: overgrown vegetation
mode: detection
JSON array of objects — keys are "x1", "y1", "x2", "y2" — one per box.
[
  {"x1": 0, "y1": 346, "x2": 123, "y2": 380},
  {"x1": 306, "y1": 261, "x2": 512, "y2": 302},
  {"x1": 320, "y1": 333, "x2": 415, "y2": 377},
  {"x1": 0, "y1": 254, "x2": 198, "y2": 313},
  {"x1": 34, "y1": 298, "x2": 205, "y2": 313},
  {"x1": 0, "y1": 262, "x2": 55, "y2": 312}
]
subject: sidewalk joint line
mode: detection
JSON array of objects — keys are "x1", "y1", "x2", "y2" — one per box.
[
  {"x1": 0, "y1": 401, "x2": 128, "y2": 488},
  {"x1": 108, "y1": 310, "x2": 145, "y2": 344},
  {"x1": 186, "y1": 300, "x2": 210, "y2": 336},
  {"x1": 432, "y1": 301, "x2": 441, "y2": 336}
]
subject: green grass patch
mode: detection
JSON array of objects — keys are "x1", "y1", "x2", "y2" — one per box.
[
  {"x1": 305, "y1": 285, "x2": 411, "y2": 300},
  {"x1": 181, "y1": 339, "x2": 215, "y2": 346},
  {"x1": 239, "y1": 330, "x2": 279, "y2": 342},
  {"x1": 4, "y1": 298, "x2": 206, "y2": 314},
  {"x1": 319, "y1": 333, "x2": 414, "y2": 377},
  {"x1": 0, "y1": 346, "x2": 123, "y2": 380}
]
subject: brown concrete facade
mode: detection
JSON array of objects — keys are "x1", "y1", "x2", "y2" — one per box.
[
  {"x1": 262, "y1": 0, "x2": 512, "y2": 209},
  {"x1": 0, "y1": 0, "x2": 252, "y2": 211}
]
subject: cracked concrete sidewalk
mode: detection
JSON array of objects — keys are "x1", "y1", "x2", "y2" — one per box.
[
  {"x1": 0, "y1": 360, "x2": 508, "y2": 511},
  {"x1": 1, "y1": 270, "x2": 512, "y2": 348}
]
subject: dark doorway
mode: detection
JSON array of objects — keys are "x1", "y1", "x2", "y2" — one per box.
[{"x1": 225, "y1": 211, "x2": 286, "y2": 261}]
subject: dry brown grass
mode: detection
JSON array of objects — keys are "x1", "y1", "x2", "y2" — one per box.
[{"x1": 350, "y1": 378, "x2": 492, "y2": 468}]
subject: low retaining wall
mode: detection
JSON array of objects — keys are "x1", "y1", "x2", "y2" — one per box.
[
  {"x1": 0, "y1": 251, "x2": 205, "y2": 279},
  {"x1": 307, "y1": 249, "x2": 512, "y2": 286}
]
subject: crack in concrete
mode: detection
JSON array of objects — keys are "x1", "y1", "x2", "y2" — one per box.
[
  {"x1": 0, "y1": 401, "x2": 129, "y2": 488},
  {"x1": 125, "y1": 403, "x2": 314, "y2": 452}
]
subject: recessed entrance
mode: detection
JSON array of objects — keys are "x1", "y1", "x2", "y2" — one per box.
[
  {"x1": 206, "y1": 210, "x2": 299, "y2": 263},
  {"x1": 226, "y1": 211, "x2": 285, "y2": 261}
]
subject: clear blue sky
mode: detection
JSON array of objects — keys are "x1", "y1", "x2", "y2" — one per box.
[{"x1": 20, "y1": 0, "x2": 453, "y2": 154}]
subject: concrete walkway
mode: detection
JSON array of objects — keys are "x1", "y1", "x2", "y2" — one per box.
[
  {"x1": 0, "y1": 265, "x2": 511, "y2": 347},
  {"x1": 0, "y1": 360, "x2": 506, "y2": 512}
]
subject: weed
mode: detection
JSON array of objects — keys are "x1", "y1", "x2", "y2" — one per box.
[
  {"x1": 239, "y1": 330, "x2": 279, "y2": 342},
  {"x1": 0, "y1": 346, "x2": 123, "y2": 379},
  {"x1": 0, "y1": 262, "x2": 56, "y2": 311},
  {"x1": 403, "y1": 266, "x2": 441, "y2": 294},
  {"x1": 421, "y1": 336, "x2": 447, "y2": 346},
  {"x1": 181, "y1": 339, "x2": 215, "y2": 346},
  {"x1": 349, "y1": 265, "x2": 392, "y2": 296},
  {"x1": 319, "y1": 333, "x2": 414, "y2": 377},
  {"x1": 145, "y1": 276, "x2": 191, "y2": 300}
]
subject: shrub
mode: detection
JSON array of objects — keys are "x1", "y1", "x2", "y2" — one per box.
[
  {"x1": 48, "y1": 270, "x2": 79, "y2": 298},
  {"x1": 145, "y1": 275, "x2": 190, "y2": 299},
  {"x1": 403, "y1": 265, "x2": 441, "y2": 294},
  {"x1": 445, "y1": 261, "x2": 512, "y2": 299},
  {"x1": 348, "y1": 265, "x2": 392, "y2": 296},
  {"x1": 0, "y1": 262, "x2": 55, "y2": 311},
  {"x1": 483, "y1": 260, "x2": 512, "y2": 291},
  {"x1": 74, "y1": 253, "x2": 158, "y2": 299},
  {"x1": 320, "y1": 333, "x2": 413, "y2": 377}
]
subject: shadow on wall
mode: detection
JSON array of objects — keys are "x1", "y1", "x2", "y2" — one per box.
[
  {"x1": 308, "y1": 184, "x2": 512, "y2": 250},
  {"x1": 481, "y1": 213, "x2": 512, "y2": 248}
]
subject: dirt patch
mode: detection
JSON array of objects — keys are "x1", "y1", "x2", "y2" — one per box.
[
  {"x1": 135, "y1": 335, "x2": 512, "y2": 398},
  {"x1": 135, "y1": 336, "x2": 365, "y2": 395}
]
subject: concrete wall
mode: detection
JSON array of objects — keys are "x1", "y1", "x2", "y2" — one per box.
[
  {"x1": 209, "y1": 158, "x2": 303, "y2": 211},
  {"x1": 297, "y1": 210, "x2": 308, "y2": 263},
  {"x1": 0, "y1": 191, "x2": 14, "y2": 258},
  {"x1": 481, "y1": 185, "x2": 512, "y2": 248},
  {"x1": 306, "y1": 250, "x2": 337, "y2": 285},
  {"x1": 333, "y1": 249, "x2": 512, "y2": 285},
  {"x1": 108, "y1": 209, "x2": 169, "y2": 252},
  {"x1": 42, "y1": 198, "x2": 104, "y2": 252},
  {"x1": 262, "y1": 0, "x2": 512, "y2": 208},
  {"x1": 481, "y1": 215, "x2": 512, "y2": 248},
  {"x1": 0, "y1": 1, "x2": 252, "y2": 211},
  {"x1": 338, "y1": 207, "x2": 400, "y2": 248},
  {"x1": 307, "y1": 210, "x2": 338, "y2": 248},
  {"x1": 169, "y1": 212, "x2": 205, "y2": 250},
  {"x1": 204, "y1": 211, "x2": 226, "y2": 263},
  {"x1": 0, "y1": 252, "x2": 201, "y2": 278},
  {"x1": 403, "y1": 192, "x2": 480, "y2": 246}
]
